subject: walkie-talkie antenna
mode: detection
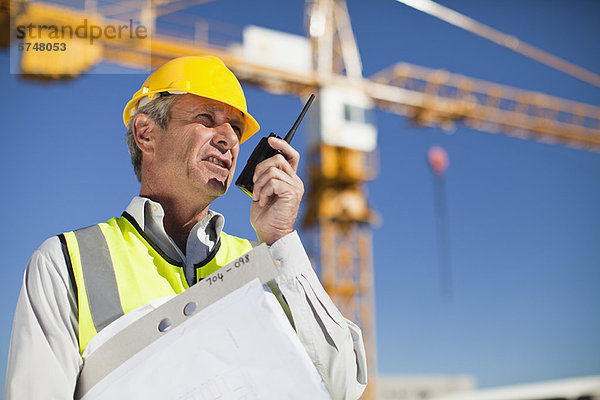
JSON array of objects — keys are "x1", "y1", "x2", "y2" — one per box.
[{"x1": 283, "y1": 94, "x2": 315, "y2": 143}]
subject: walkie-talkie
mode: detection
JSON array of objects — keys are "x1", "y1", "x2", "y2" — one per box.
[{"x1": 235, "y1": 94, "x2": 315, "y2": 197}]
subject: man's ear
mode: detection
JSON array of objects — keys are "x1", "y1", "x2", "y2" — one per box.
[{"x1": 132, "y1": 114, "x2": 158, "y2": 155}]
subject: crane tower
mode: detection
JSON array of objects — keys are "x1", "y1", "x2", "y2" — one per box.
[{"x1": 303, "y1": 1, "x2": 379, "y2": 398}]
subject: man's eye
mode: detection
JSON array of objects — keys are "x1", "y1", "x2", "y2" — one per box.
[
  {"x1": 197, "y1": 113, "x2": 214, "y2": 126},
  {"x1": 232, "y1": 125, "x2": 242, "y2": 139}
]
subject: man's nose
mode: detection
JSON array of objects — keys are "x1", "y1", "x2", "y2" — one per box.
[{"x1": 211, "y1": 123, "x2": 239, "y2": 150}]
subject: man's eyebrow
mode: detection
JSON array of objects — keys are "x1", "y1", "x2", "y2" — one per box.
[
  {"x1": 208, "y1": 105, "x2": 244, "y2": 127},
  {"x1": 199, "y1": 105, "x2": 243, "y2": 124}
]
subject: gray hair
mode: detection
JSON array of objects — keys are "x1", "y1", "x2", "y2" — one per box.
[{"x1": 125, "y1": 94, "x2": 178, "y2": 182}]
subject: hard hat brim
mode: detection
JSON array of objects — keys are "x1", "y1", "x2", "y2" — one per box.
[{"x1": 123, "y1": 92, "x2": 260, "y2": 144}]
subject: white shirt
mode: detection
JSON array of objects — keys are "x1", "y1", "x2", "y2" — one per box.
[{"x1": 5, "y1": 197, "x2": 367, "y2": 400}]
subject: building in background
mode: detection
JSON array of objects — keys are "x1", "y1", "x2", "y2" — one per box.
[
  {"x1": 435, "y1": 375, "x2": 600, "y2": 400},
  {"x1": 378, "y1": 375, "x2": 475, "y2": 400}
]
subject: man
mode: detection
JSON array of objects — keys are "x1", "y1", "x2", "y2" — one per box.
[{"x1": 5, "y1": 56, "x2": 367, "y2": 399}]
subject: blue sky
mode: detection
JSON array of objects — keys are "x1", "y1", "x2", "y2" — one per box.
[{"x1": 2, "y1": 0, "x2": 599, "y2": 393}]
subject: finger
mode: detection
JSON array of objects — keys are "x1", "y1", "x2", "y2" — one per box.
[
  {"x1": 253, "y1": 166, "x2": 300, "y2": 195},
  {"x1": 253, "y1": 164, "x2": 303, "y2": 204},
  {"x1": 253, "y1": 153, "x2": 295, "y2": 183},
  {"x1": 267, "y1": 136, "x2": 300, "y2": 171},
  {"x1": 252, "y1": 168, "x2": 304, "y2": 200},
  {"x1": 255, "y1": 176, "x2": 303, "y2": 207},
  {"x1": 257, "y1": 179, "x2": 282, "y2": 208}
]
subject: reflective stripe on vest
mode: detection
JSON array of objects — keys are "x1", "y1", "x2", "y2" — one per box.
[
  {"x1": 73, "y1": 225, "x2": 124, "y2": 333},
  {"x1": 61, "y1": 213, "x2": 253, "y2": 355}
]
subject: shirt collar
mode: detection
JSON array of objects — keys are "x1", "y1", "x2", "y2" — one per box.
[{"x1": 125, "y1": 196, "x2": 225, "y2": 266}]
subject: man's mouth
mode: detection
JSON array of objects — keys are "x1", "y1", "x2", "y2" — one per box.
[{"x1": 206, "y1": 156, "x2": 229, "y2": 169}]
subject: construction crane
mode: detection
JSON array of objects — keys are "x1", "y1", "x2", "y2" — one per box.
[{"x1": 2, "y1": 1, "x2": 600, "y2": 399}]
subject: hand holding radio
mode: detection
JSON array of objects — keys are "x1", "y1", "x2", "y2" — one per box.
[
  {"x1": 235, "y1": 94, "x2": 315, "y2": 197},
  {"x1": 239, "y1": 94, "x2": 315, "y2": 245}
]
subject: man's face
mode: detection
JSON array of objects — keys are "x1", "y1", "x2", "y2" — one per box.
[{"x1": 151, "y1": 94, "x2": 245, "y2": 201}]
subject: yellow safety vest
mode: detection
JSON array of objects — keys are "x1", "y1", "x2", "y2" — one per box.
[{"x1": 59, "y1": 212, "x2": 253, "y2": 355}]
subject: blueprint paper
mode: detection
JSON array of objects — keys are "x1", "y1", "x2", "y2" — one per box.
[
  {"x1": 77, "y1": 243, "x2": 281, "y2": 395},
  {"x1": 81, "y1": 279, "x2": 331, "y2": 400}
]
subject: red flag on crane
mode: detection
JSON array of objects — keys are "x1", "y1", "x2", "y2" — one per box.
[{"x1": 428, "y1": 146, "x2": 449, "y2": 176}]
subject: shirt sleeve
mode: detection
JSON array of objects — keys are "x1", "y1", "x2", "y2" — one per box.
[
  {"x1": 5, "y1": 237, "x2": 82, "y2": 400},
  {"x1": 268, "y1": 231, "x2": 368, "y2": 400}
]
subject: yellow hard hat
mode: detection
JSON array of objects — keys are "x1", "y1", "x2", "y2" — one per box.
[{"x1": 123, "y1": 56, "x2": 260, "y2": 143}]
